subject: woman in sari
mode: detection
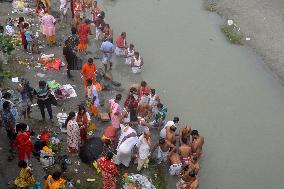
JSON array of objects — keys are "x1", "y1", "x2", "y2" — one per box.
[
  {"x1": 91, "y1": 1, "x2": 100, "y2": 21},
  {"x1": 97, "y1": 152, "x2": 118, "y2": 189},
  {"x1": 40, "y1": 10, "x2": 56, "y2": 46},
  {"x1": 14, "y1": 123, "x2": 33, "y2": 162},
  {"x1": 76, "y1": 106, "x2": 91, "y2": 144},
  {"x1": 102, "y1": 24, "x2": 113, "y2": 41},
  {"x1": 65, "y1": 112, "x2": 80, "y2": 153},
  {"x1": 83, "y1": 0, "x2": 93, "y2": 21},
  {"x1": 77, "y1": 19, "x2": 92, "y2": 52},
  {"x1": 17, "y1": 17, "x2": 27, "y2": 50},
  {"x1": 108, "y1": 94, "x2": 122, "y2": 129},
  {"x1": 13, "y1": 160, "x2": 35, "y2": 188}
]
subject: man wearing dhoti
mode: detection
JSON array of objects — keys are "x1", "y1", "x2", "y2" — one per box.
[{"x1": 115, "y1": 123, "x2": 138, "y2": 167}]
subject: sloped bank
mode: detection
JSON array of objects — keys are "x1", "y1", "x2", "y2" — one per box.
[{"x1": 203, "y1": 0, "x2": 284, "y2": 82}]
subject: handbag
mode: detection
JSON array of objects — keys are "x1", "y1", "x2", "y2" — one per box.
[{"x1": 48, "y1": 94, "x2": 57, "y2": 106}]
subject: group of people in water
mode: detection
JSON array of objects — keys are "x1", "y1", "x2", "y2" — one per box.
[
  {"x1": 100, "y1": 81, "x2": 204, "y2": 189},
  {"x1": 0, "y1": 0, "x2": 204, "y2": 188}
]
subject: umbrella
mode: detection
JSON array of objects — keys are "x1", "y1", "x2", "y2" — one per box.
[{"x1": 79, "y1": 137, "x2": 104, "y2": 164}]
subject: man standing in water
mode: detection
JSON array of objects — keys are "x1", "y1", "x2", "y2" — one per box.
[
  {"x1": 166, "y1": 125, "x2": 177, "y2": 145},
  {"x1": 168, "y1": 150, "x2": 182, "y2": 176},
  {"x1": 100, "y1": 38, "x2": 114, "y2": 72},
  {"x1": 152, "y1": 138, "x2": 176, "y2": 164},
  {"x1": 115, "y1": 32, "x2": 127, "y2": 56},
  {"x1": 179, "y1": 137, "x2": 192, "y2": 165},
  {"x1": 191, "y1": 130, "x2": 204, "y2": 159}
]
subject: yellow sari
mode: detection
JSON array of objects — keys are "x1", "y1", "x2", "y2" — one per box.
[{"x1": 14, "y1": 168, "x2": 35, "y2": 188}]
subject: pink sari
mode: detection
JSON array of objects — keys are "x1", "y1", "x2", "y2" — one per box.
[{"x1": 109, "y1": 99, "x2": 121, "y2": 129}]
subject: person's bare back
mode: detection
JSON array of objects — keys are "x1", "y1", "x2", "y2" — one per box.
[
  {"x1": 191, "y1": 130, "x2": 204, "y2": 159},
  {"x1": 166, "y1": 126, "x2": 177, "y2": 145},
  {"x1": 169, "y1": 152, "x2": 181, "y2": 165},
  {"x1": 179, "y1": 144, "x2": 191, "y2": 158}
]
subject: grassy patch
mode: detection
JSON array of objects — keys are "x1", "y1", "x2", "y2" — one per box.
[
  {"x1": 204, "y1": 0, "x2": 219, "y2": 12},
  {"x1": 221, "y1": 24, "x2": 243, "y2": 45}
]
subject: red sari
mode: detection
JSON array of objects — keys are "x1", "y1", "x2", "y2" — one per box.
[
  {"x1": 76, "y1": 112, "x2": 89, "y2": 144},
  {"x1": 77, "y1": 23, "x2": 91, "y2": 52},
  {"x1": 14, "y1": 132, "x2": 33, "y2": 161},
  {"x1": 97, "y1": 157, "x2": 118, "y2": 189},
  {"x1": 18, "y1": 22, "x2": 26, "y2": 46}
]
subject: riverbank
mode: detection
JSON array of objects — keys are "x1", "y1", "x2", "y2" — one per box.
[{"x1": 204, "y1": 0, "x2": 284, "y2": 82}]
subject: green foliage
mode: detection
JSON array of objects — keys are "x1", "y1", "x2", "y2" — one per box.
[
  {"x1": 204, "y1": 0, "x2": 219, "y2": 12},
  {"x1": 151, "y1": 164, "x2": 167, "y2": 189},
  {"x1": 221, "y1": 24, "x2": 243, "y2": 45},
  {"x1": 0, "y1": 35, "x2": 15, "y2": 55}
]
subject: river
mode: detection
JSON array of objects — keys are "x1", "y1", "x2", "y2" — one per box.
[{"x1": 97, "y1": 0, "x2": 284, "y2": 188}]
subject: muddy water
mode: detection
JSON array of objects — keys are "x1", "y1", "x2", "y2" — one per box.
[{"x1": 98, "y1": 0, "x2": 284, "y2": 188}]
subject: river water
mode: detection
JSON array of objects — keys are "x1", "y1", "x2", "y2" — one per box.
[{"x1": 98, "y1": 0, "x2": 284, "y2": 188}]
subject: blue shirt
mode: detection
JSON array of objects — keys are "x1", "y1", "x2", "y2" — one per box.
[
  {"x1": 24, "y1": 30, "x2": 33, "y2": 42},
  {"x1": 100, "y1": 41, "x2": 114, "y2": 54}
]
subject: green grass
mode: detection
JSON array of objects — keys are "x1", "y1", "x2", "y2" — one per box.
[
  {"x1": 204, "y1": 0, "x2": 219, "y2": 12},
  {"x1": 221, "y1": 24, "x2": 243, "y2": 45}
]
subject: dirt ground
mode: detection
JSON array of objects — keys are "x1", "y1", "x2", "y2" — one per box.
[
  {"x1": 205, "y1": 0, "x2": 284, "y2": 82},
  {"x1": 0, "y1": 1, "x2": 167, "y2": 188}
]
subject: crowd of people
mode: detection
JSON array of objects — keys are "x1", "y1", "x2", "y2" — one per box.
[{"x1": 0, "y1": 0, "x2": 204, "y2": 188}]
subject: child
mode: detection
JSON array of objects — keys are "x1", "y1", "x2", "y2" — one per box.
[{"x1": 24, "y1": 23, "x2": 33, "y2": 54}]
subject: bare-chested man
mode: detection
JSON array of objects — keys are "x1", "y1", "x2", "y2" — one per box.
[
  {"x1": 178, "y1": 137, "x2": 192, "y2": 165},
  {"x1": 166, "y1": 125, "x2": 177, "y2": 145},
  {"x1": 152, "y1": 138, "x2": 175, "y2": 164},
  {"x1": 168, "y1": 150, "x2": 182, "y2": 176},
  {"x1": 179, "y1": 125, "x2": 191, "y2": 145},
  {"x1": 191, "y1": 130, "x2": 204, "y2": 159}
]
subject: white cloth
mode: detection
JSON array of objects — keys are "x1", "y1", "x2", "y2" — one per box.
[
  {"x1": 95, "y1": 28, "x2": 102, "y2": 40},
  {"x1": 159, "y1": 121, "x2": 175, "y2": 138},
  {"x1": 125, "y1": 48, "x2": 134, "y2": 65},
  {"x1": 137, "y1": 118, "x2": 149, "y2": 136},
  {"x1": 115, "y1": 47, "x2": 125, "y2": 56},
  {"x1": 131, "y1": 56, "x2": 142, "y2": 74},
  {"x1": 139, "y1": 95, "x2": 150, "y2": 105},
  {"x1": 62, "y1": 84, "x2": 77, "y2": 98},
  {"x1": 137, "y1": 135, "x2": 150, "y2": 159},
  {"x1": 116, "y1": 136, "x2": 138, "y2": 167},
  {"x1": 87, "y1": 84, "x2": 99, "y2": 106},
  {"x1": 169, "y1": 163, "x2": 182, "y2": 175},
  {"x1": 149, "y1": 94, "x2": 158, "y2": 112},
  {"x1": 154, "y1": 146, "x2": 169, "y2": 163},
  {"x1": 117, "y1": 125, "x2": 137, "y2": 147}
]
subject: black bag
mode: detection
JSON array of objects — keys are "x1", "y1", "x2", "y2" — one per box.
[{"x1": 49, "y1": 94, "x2": 57, "y2": 106}]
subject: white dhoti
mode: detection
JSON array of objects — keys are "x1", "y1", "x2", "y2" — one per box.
[
  {"x1": 154, "y1": 146, "x2": 169, "y2": 164},
  {"x1": 115, "y1": 47, "x2": 125, "y2": 56},
  {"x1": 116, "y1": 136, "x2": 138, "y2": 167},
  {"x1": 131, "y1": 67, "x2": 142, "y2": 74},
  {"x1": 169, "y1": 163, "x2": 182, "y2": 175},
  {"x1": 95, "y1": 28, "x2": 102, "y2": 40}
]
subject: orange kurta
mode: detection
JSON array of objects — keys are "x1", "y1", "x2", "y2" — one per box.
[{"x1": 81, "y1": 63, "x2": 96, "y2": 90}]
